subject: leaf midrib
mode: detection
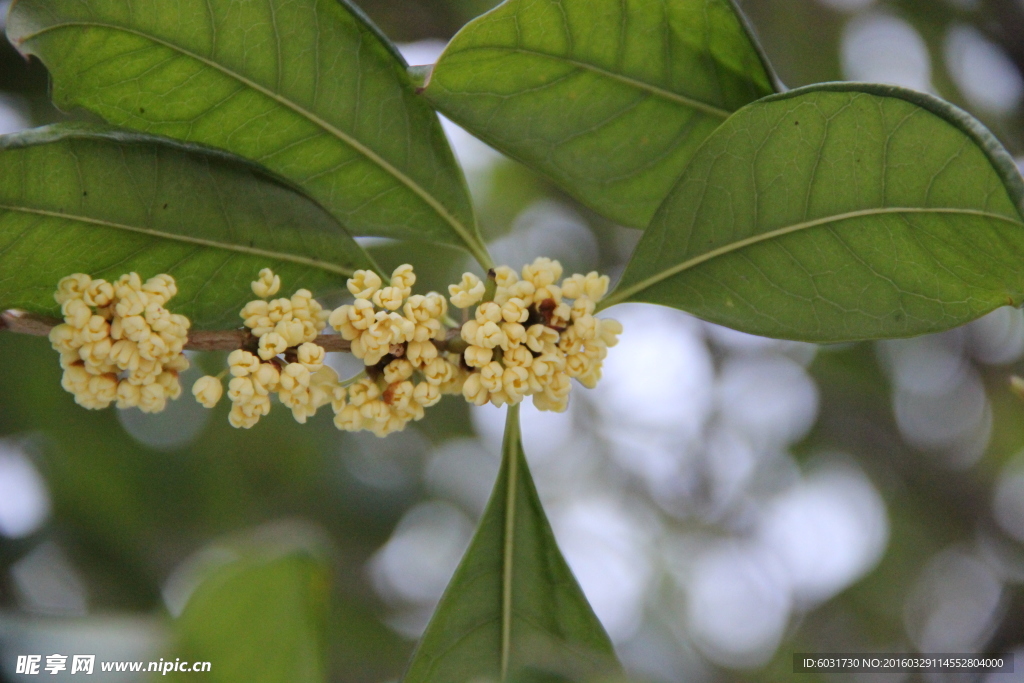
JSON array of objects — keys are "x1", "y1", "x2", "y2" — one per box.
[
  {"x1": 437, "y1": 45, "x2": 733, "y2": 120},
  {"x1": 599, "y1": 206, "x2": 1024, "y2": 310},
  {"x1": 500, "y1": 405, "x2": 521, "y2": 681},
  {"x1": 17, "y1": 19, "x2": 488, "y2": 262},
  {"x1": 0, "y1": 204, "x2": 357, "y2": 276}
]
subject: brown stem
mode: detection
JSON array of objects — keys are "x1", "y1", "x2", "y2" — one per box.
[{"x1": 0, "y1": 309, "x2": 351, "y2": 353}]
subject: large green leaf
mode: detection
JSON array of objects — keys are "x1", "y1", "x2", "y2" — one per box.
[
  {"x1": 167, "y1": 530, "x2": 330, "y2": 683},
  {"x1": 423, "y1": 0, "x2": 776, "y2": 229},
  {"x1": 601, "y1": 83, "x2": 1024, "y2": 342},
  {"x1": 0, "y1": 124, "x2": 377, "y2": 328},
  {"x1": 404, "y1": 405, "x2": 619, "y2": 682},
  {"x1": 6, "y1": 0, "x2": 492, "y2": 266}
]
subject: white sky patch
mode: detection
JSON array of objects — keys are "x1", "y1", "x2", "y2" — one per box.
[
  {"x1": 596, "y1": 304, "x2": 713, "y2": 435},
  {"x1": 117, "y1": 359, "x2": 209, "y2": 451},
  {"x1": 550, "y1": 497, "x2": 655, "y2": 642},
  {"x1": 994, "y1": 452, "x2": 1024, "y2": 545},
  {"x1": 904, "y1": 547, "x2": 1004, "y2": 653},
  {"x1": 842, "y1": 13, "x2": 932, "y2": 92},
  {"x1": 11, "y1": 541, "x2": 88, "y2": 616},
  {"x1": 0, "y1": 93, "x2": 30, "y2": 136},
  {"x1": 704, "y1": 322, "x2": 818, "y2": 366},
  {"x1": 716, "y1": 354, "x2": 819, "y2": 451},
  {"x1": 816, "y1": 0, "x2": 876, "y2": 13},
  {"x1": 945, "y1": 24, "x2": 1023, "y2": 115},
  {"x1": 397, "y1": 39, "x2": 504, "y2": 176},
  {"x1": 967, "y1": 307, "x2": 1024, "y2": 366},
  {"x1": 0, "y1": 441, "x2": 50, "y2": 539},
  {"x1": 686, "y1": 542, "x2": 791, "y2": 668},
  {"x1": 759, "y1": 461, "x2": 888, "y2": 605},
  {"x1": 396, "y1": 39, "x2": 446, "y2": 68},
  {"x1": 472, "y1": 396, "x2": 576, "y2": 466},
  {"x1": 424, "y1": 438, "x2": 500, "y2": 517},
  {"x1": 368, "y1": 500, "x2": 474, "y2": 608},
  {"x1": 486, "y1": 201, "x2": 600, "y2": 278}
]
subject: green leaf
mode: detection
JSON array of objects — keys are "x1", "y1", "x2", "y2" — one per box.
[
  {"x1": 404, "y1": 404, "x2": 619, "y2": 682},
  {"x1": 168, "y1": 528, "x2": 331, "y2": 683},
  {"x1": 424, "y1": 0, "x2": 777, "y2": 229},
  {"x1": 6, "y1": 0, "x2": 492, "y2": 266},
  {"x1": 0, "y1": 124, "x2": 377, "y2": 328},
  {"x1": 602, "y1": 83, "x2": 1024, "y2": 342}
]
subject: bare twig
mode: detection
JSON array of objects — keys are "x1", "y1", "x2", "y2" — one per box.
[{"x1": 0, "y1": 309, "x2": 351, "y2": 353}]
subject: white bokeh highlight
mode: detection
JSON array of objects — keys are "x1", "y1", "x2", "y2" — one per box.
[
  {"x1": 685, "y1": 542, "x2": 791, "y2": 668},
  {"x1": 550, "y1": 497, "x2": 656, "y2": 641},
  {"x1": 945, "y1": 24, "x2": 1023, "y2": 115},
  {"x1": 367, "y1": 500, "x2": 474, "y2": 636},
  {"x1": 11, "y1": 541, "x2": 88, "y2": 616},
  {"x1": 0, "y1": 93, "x2": 29, "y2": 135},
  {"x1": 759, "y1": 462, "x2": 888, "y2": 605},
  {"x1": 842, "y1": 13, "x2": 932, "y2": 92},
  {"x1": 0, "y1": 441, "x2": 50, "y2": 539},
  {"x1": 994, "y1": 452, "x2": 1024, "y2": 544},
  {"x1": 904, "y1": 547, "x2": 1004, "y2": 653}
]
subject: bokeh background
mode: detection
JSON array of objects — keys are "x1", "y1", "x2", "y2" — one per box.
[{"x1": 3, "y1": 0, "x2": 1024, "y2": 681}]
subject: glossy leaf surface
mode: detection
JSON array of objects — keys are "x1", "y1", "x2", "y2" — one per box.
[
  {"x1": 403, "y1": 405, "x2": 619, "y2": 682},
  {"x1": 424, "y1": 0, "x2": 776, "y2": 228},
  {"x1": 7, "y1": 0, "x2": 490, "y2": 264},
  {"x1": 603, "y1": 83, "x2": 1024, "y2": 342},
  {"x1": 0, "y1": 125, "x2": 376, "y2": 328}
]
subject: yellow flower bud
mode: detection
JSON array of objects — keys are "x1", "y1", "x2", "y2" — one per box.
[
  {"x1": 373, "y1": 286, "x2": 406, "y2": 311},
  {"x1": 521, "y1": 257, "x2": 562, "y2": 287},
  {"x1": 479, "y1": 361, "x2": 504, "y2": 392},
  {"x1": 192, "y1": 375, "x2": 224, "y2": 408},
  {"x1": 117, "y1": 380, "x2": 142, "y2": 409},
  {"x1": 476, "y1": 302, "x2": 502, "y2": 324},
  {"x1": 413, "y1": 381, "x2": 441, "y2": 407},
  {"x1": 406, "y1": 340, "x2": 438, "y2": 366},
  {"x1": 502, "y1": 366, "x2": 531, "y2": 402},
  {"x1": 476, "y1": 321, "x2": 506, "y2": 349},
  {"x1": 258, "y1": 332, "x2": 289, "y2": 360},
  {"x1": 391, "y1": 264, "x2": 416, "y2": 294},
  {"x1": 297, "y1": 342, "x2": 326, "y2": 371},
  {"x1": 493, "y1": 265, "x2": 519, "y2": 288},
  {"x1": 84, "y1": 279, "x2": 115, "y2": 307},
  {"x1": 347, "y1": 269, "x2": 383, "y2": 300},
  {"x1": 228, "y1": 350, "x2": 261, "y2": 377},
  {"x1": 251, "y1": 268, "x2": 281, "y2": 298},
  {"x1": 55, "y1": 274, "x2": 92, "y2": 305},
  {"x1": 464, "y1": 344, "x2": 493, "y2": 368},
  {"x1": 449, "y1": 273, "x2": 485, "y2": 309},
  {"x1": 423, "y1": 357, "x2": 456, "y2": 386},
  {"x1": 462, "y1": 373, "x2": 489, "y2": 406}
]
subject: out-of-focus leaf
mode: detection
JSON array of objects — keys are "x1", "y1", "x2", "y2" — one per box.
[
  {"x1": 424, "y1": 0, "x2": 776, "y2": 229},
  {"x1": 167, "y1": 528, "x2": 330, "y2": 683},
  {"x1": 403, "y1": 405, "x2": 619, "y2": 682},
  {"x1": 0, "y1": 124, "x2": 376, "y2": 328},
  {"x1": 603, "y1": 83, "x2": 1024, "y2": 342},
  {"x1": 7, "y1": 0, "x2": 492, "y2": 265}
]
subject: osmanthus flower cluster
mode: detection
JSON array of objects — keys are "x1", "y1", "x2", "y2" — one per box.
[
  {"x1": 47, "y1": 273, "x2": 190, "y2": 412},
  {"x1": 327, "y1": 265, "x2": 461, "y2": 436},
  {"x1": 47, "y1": 259, "x2": 622, "y2": 437},
  {"x1": 192, "y1": 268, "x2": 335, "y2": 429},
  {"x1": 449, "y1": 258, "x2": 622, "y2": 412}
]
